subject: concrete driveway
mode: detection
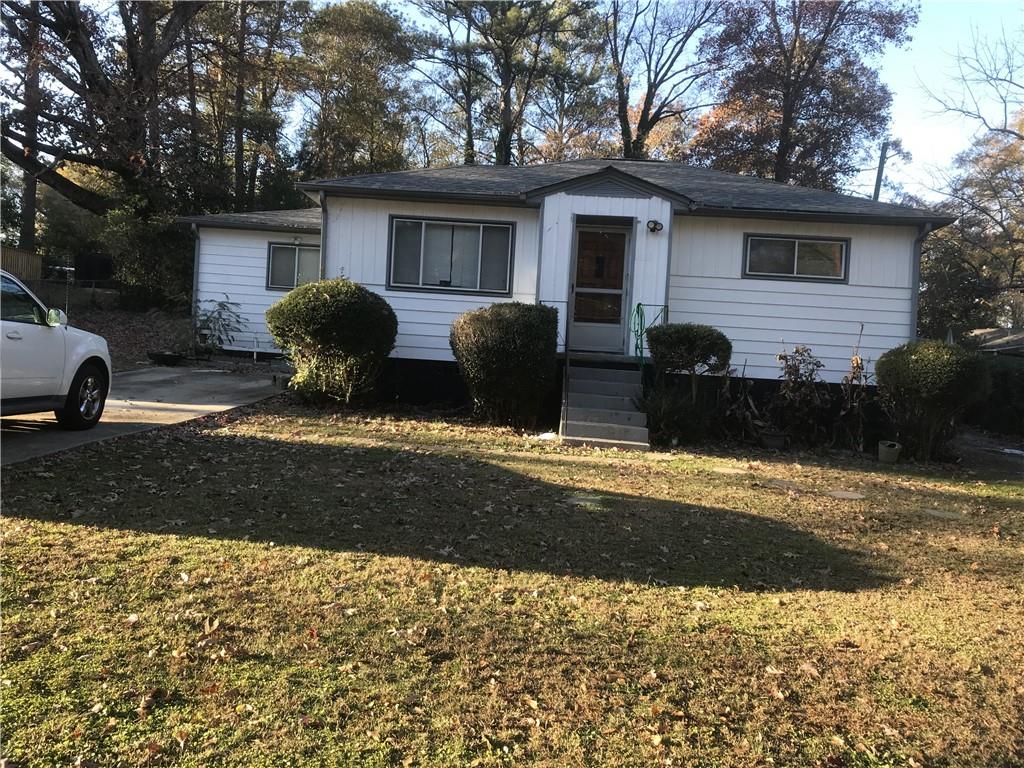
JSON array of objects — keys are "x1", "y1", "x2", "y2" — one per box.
[{"x1": 1, "y1": 366, "x2": 278, "y2": 466}]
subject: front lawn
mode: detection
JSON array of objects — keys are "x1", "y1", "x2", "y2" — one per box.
[{"x1": 2, "y1": 401, "x2": 1022, "y2": 766}]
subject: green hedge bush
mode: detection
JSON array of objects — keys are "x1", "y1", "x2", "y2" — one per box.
[
  {"x1": 646, "y1": 323, "x2": 732, "y2": 380},
  {"x1": 966, "y1": 355, "x2": 1024, "y2": 436},
  {"x1": 450, "y1": 302, "x2": 557, "y2": 427},
  {"x1": 266, "y1": 278, "x2": 397, "y2": 404},
  {"x1": 875, "y1": 340, "x2": 990, "y2": 460}
]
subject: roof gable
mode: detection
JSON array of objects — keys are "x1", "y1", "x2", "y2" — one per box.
[{"x1": 523, "y1": 165, "x2": 693, "y2": 206}]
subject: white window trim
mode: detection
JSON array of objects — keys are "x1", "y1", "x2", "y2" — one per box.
[
  {"x1": 743, "y1": 234, "x2": 849, "y2": 282},
  {"x1": 388, "y1": 216, "x2": 514, "y2": 296},
  {"x1": 267, "y1": 242, "x2": 321, "y2": 291}
]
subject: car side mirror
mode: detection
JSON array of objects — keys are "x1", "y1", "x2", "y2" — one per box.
[{"x1": 46, "y1": 308, "x2": 67, "y2": 327}]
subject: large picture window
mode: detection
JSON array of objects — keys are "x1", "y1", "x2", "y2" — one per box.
[
  {"x1": 389, "y1": 217, "x2": 513, "y2": 294},
  {"x1": 267, "y1": 243, "x2": 321, "y2": 290},
  {"x1": 743, "y1": 235, "x2": 847, "y2": 281}
]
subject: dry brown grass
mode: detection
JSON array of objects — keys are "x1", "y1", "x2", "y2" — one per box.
[{"x1": 2, "y1": 400, "x2": 1022, "y2": 767}]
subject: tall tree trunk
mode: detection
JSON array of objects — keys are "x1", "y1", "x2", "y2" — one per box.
[
  {"x1": 494, "y1": 66, "x2": 514, "y2": 165},
  {"x1": 185, "y1": 20, "x2": 199, "y2": 160},
  {"x1": 19, "y1": 19, "x2": 39, "y2": 250},
  {"x1": 233, "y1": 1, "x2": 248, "y2": 212},
  {"x1": 613, "y1": 67, "x2": 634, "y2": 159},
  {"x1": 773, "y1": 98, "x2": 795, "y2": 183},
  {"x1": 461, "y1": 35, "x2": 476, "y2": 165}
]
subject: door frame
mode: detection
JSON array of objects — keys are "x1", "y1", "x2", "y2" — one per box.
[{"x1": 567, "y1": 218, "x2": 635, "y2": 354}]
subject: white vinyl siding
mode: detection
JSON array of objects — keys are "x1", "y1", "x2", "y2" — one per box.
[
  {"x1": 669, "y1": 216, "x2": 918, "y2": 383},
  {"x1": 325, "y1": 198, "x2": 540, "y2": 362},
  {"x1": 194, "y1": 228, "x2": 321, "y2": 353}
]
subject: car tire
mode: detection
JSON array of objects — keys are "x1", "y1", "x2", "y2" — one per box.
[{"x1": 55, "y1": 362, "x2": 108, "y2": 430}]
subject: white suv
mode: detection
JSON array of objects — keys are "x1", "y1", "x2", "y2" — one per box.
[{"x1": 1, "y1": 269, "x2": 111, "y2": 429}]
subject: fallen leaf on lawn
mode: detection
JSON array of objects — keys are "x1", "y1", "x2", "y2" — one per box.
[{"x1": 798, "y1": 661, "x2": 820, "y2": 678}]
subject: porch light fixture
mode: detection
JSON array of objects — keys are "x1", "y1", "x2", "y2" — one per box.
[
  {"x1": 646, "y1": 219, "x2": 663, "y2": 233},
  {"x1": 292, "y1": 235, "x2": 302, "y2": 245}
]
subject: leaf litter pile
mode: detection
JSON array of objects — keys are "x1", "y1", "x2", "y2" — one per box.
[{"x1": 2, "y1": 400, "x2": 1022, "y2": 767}]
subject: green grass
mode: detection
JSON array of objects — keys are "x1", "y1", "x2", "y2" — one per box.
[{"x1": 2, "y1": 399, "x2": 1022, "y2": 766}]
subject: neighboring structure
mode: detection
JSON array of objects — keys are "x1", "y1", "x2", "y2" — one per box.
[
  {"x1": 967, "y1": 328, "x2": 1024, "y2": 356},
  {"x1": 181, "y1": 159, "x2": 953, "y2": 447}
]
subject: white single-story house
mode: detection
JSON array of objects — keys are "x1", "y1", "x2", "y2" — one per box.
[{"x1": 181, "y1": 160, "x2": 952, "y2": 447}]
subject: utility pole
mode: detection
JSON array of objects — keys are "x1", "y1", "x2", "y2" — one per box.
[{"x1": 872, "y1": 138, "x2": 890, "y2": 201}]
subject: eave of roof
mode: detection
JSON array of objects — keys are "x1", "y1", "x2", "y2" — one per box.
[
  {"x1": 296, "y1": 185, "x2": 537, "y2": 208},
  {"x1": 176, "y1": 209, "x2": 321, "y2": 234},
  {"x1": 681, "y1": 205, "x2": 956, "y2": 227}
]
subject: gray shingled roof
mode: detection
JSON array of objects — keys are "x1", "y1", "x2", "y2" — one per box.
[
  {"x1": 297, "y1": 159, "x2": 952, "y2": 226},
  {"x1": 178, "y1": 207, "x2": 321, "y2": 233}
]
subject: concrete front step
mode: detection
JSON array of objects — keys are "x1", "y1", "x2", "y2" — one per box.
[
  {"x1": 562, "y1": 420, "x2": 649, "y2": 444},
  {"x1": 567, "y1": 365, "x2": 641, "y2": 385},
  {"x1": 566, "y1": 392, "x2": 639, "y2": 411},
  {"x1": 562, "y1": 435, "x2": 650, "y2": 451},
  {"x1": 565, "y1": 406, "x2": 647, "y2": 427},
  {"x1": 568, "y1": 378, "x2": 642, "y2": 397}
]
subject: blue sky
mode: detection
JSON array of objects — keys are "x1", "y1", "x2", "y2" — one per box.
[{"x1": 848, "y1": 0, "x2": 1022, "y2": 201}]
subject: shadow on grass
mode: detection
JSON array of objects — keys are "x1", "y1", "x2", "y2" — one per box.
[{"x1": 4, "y1": 429, "x2": 894, "y2": 592}]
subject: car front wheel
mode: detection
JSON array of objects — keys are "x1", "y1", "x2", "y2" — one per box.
[{"x1": 55, "y1": 363, "x2": 108, "y2": 430}]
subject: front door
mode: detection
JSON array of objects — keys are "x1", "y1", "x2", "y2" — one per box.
[{"x1": 569, "y1": 227, "x2": 630, "y2": 353}]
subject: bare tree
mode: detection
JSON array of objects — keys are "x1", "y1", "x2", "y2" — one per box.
[
  {"x1": 603, "y1": 0, "x2": 724, "y2": 159},
  {"x1": 927, "y1": 26, "x2": 1024, "y2": 142}
]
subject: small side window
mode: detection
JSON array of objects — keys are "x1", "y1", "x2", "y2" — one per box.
[
  {"x1": 1, "y1": 275, "x2": 46, "y2": 324},
  {"x1": 268, "y1": 244, "x2": 321, "y2": 290},
  {"x1": 744, "y1": 235, "x2": 846, "y2": 281}
]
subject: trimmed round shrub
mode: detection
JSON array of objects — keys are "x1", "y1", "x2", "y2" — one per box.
[
  {"x1": 266, "y1": 278, "x2": 397, "y2": 404},
  {"x1": 875, "y1": 340, "x2": 990, "y2": 460},
  {"x1": 646, "y1": 323, "x2": 732, "y2": 376},
  {"x1": 450, "y1": 302, "x2": 557, "y2": 427},
  {"x1": 646, "y1": 323, "x2": 732, "y2": 404}
]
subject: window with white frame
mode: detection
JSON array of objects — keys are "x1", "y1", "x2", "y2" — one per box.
[
  {"x1": 744, "y1": 235, "x2": 847, "y2": 280},
  {"x1": 390, "y1": 217, "x2": 513, "y2": 293},
  {"x1": 267, "y1": 243, "x2": 321, "y2": 290}
]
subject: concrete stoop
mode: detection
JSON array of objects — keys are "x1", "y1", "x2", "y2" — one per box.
[{"x1": 559, "y1": 363, "x2": 650, "y2": 451}]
